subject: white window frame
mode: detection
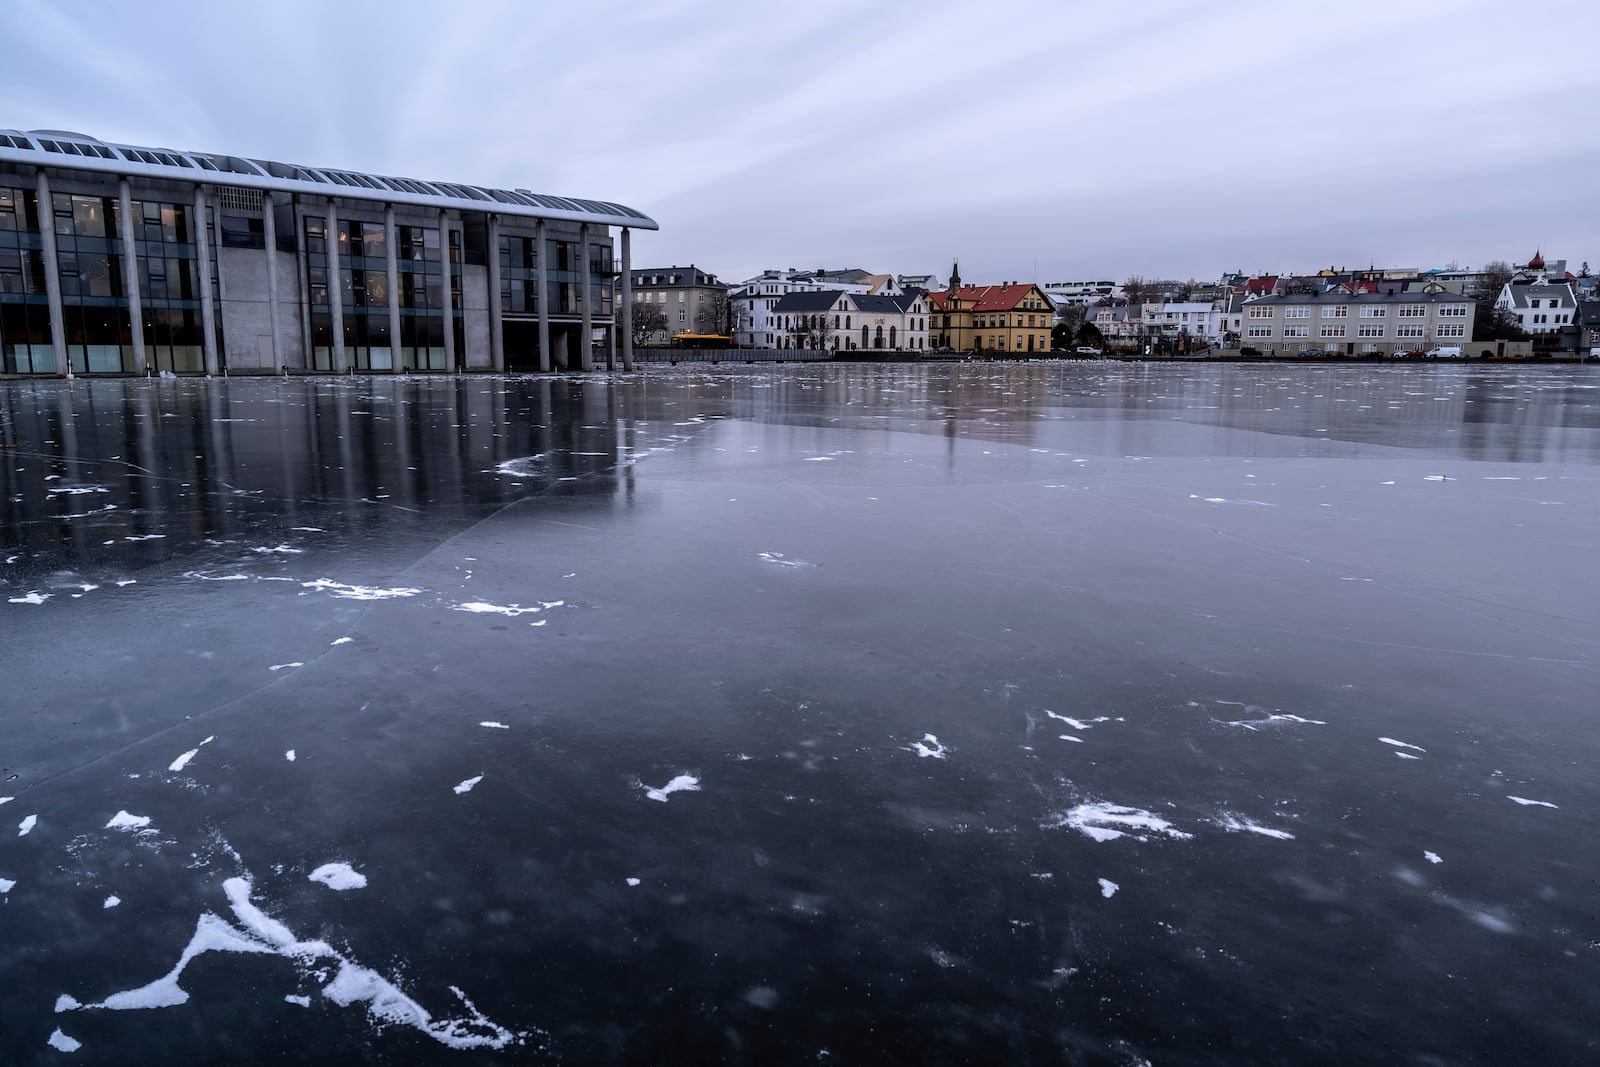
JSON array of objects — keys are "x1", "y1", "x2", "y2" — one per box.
[{"x1": 1320, "y1": 324, "x2": 1346, "y2": 338}]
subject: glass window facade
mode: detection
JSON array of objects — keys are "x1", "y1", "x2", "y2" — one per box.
[
  {"x1": 310, "y1": 215, "x2": 460, "y2": 372},
  {"x1": 131, "y1": 198, "x2": 218, "y2": 374},
  {"x1": 0, "y1": 186, "x2": 54, "y2": 373}
]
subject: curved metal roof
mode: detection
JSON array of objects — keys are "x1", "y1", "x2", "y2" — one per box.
[{"x1": 0, "y1": 129, "x2": 657, "y2": 230}]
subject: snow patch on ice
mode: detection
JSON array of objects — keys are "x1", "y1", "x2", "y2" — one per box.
[
  {"x1": 47, "y1": 1028, "x2": 81, "y2": 1052},
  {"x1": 453, "y1": 775, "x2": 483, "y2": 795},
  {"x1": 308, "y1": 863, "x2": 367, "y2": 891},
  {"x1": 906, "y1": 734, "x2": 947, "y2": 759},
  {"x1": 64, "y1": 876, "x2": 522, "y2": 1050},
  {"x1": 643, "y1": 774, "x2": 701, "y2": 802},
  {"x1": 18, "y1": 813, "x2": 37, "y2": 836},
  {"x1": 301, "y1": 579, "x2": 421, "y2": 601},
  {"x1": 55, "y1": 994, "x2": 80, "y2": 1012},
  {"x1": 105, "y1": 811, "x2": 152, "y2": 832},
  {"x1": 452, "y1": 601, "x2": 543, "y2": 617},
  {"x1": 1507, "y1": 796, "x2": 1558, "y2": 809},
  {"x1": 1214, "y1": 813, "x2": 1296, "y2": 840},
  {"x1": 0, "y1": 877, "x2": 15, "y2": 893},
  {"x1": 1424, "y1": 851, "x2": 1442, "y2": 865},
  {"x1": 625, "y1": 877, "x2": 641, "y2": 887},
  {"x1": 1379, "y1": 737, "x2": 1426, "y2": 753},
  {"x1": 330, "y1": 637, "x2": 353, "y2": 646},
  {"x1": 1045, "y1": 711, "x2": 1120, "y2": 730},
  {"x1": 285, "y1": 994, "x2": 312, "y2": 1007},
  {"x1": 1057, "y1": 734, "x2": 1085, "y2": 743},
  {"x1": 168, "y1": 736, "x2": 215, "y2": 772},
  {"x1": 104, "y1": 896, "x2": 121, "y2": 909},
  {"x1": 7, "y1": 591, "x2": 50, "y2": 605},
  {"x1": 1098, "y1": 879, "x2": 1119, "y2": 898},
  {"x1": 285, "y1": 750, "x2": 296, "y2": 762},
  {"x1": 479, "y1": 721, "x2": 509, "y2": 729},
  {"x1": 1214, "y1": 702, "x2": 1326, "y2": 731},
  {"x1": 1047, "y1": 802, "x2": 1193, "y2": 843},
  {"x1": 758, "y1": 551, "x2": 812, "y2": 567},
  {"x1": 269, "y1": 662, "x2": 302, "y2": 672}
]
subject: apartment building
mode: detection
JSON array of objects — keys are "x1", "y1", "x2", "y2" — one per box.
[{"x1": 1239, "y1": 292, "x2": 1475, "y2": 355}]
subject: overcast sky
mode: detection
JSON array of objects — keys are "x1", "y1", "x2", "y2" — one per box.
[{"x1": 7, "y1": 0, "x2": 1598, "y2": 285}]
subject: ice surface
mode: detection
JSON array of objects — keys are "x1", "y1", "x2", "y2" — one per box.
[
  {"x1": 643, "y1": 774, "x2": 701, "y2": 802},
  {"x1": 453, "y1": 775, "x2": 483, "y2": 795},
  {"x1": 105, "y1": 811, "x2": 152, "y2": 831},
  {"x1": 308, "y1": 863, "x2": 367, "y2": 891}
]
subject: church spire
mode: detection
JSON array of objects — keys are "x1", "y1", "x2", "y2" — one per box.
[{"x1": 948, "y1": 259, "x2": 961, "y2": 292}]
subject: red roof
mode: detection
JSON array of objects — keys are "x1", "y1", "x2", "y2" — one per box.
[
  {"x1": 1528, "y1": 249, "x2": 1545, "y2": 270},
  {"x1": 930, "y1": 283, "x2": 1041, "y2": 312},
  {"x1": 1247, "y1": 276, "x2": 1278, "y2": 295}
]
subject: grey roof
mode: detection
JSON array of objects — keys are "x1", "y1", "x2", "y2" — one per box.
[
  {"x1": 1246, "y1": 291, "x2": 1470, "y2": 306},
  {"x1": 1577, "y1": 301, "x2": 1600, "y2": 326},
  {"x1": 772, "y1": 290, "x2": 847, "y2": 314},
  {"x1": 1502, "y1": 282, "x2": 1576, "y2": 309},
  {"x1": 0, "y1": 128, "x2": 656, "y2": 230},
  {"x1": 853, "y1": 294, "x2": 915, "y2": 314}
]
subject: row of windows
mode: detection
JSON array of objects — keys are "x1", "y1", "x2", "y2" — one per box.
[
  {"x1": 1253, "y1": 322, "x2": 1468, "y2": 340},
  {"x1": 1250, "y1": 303, "x2": 1467, "y2": 319}
]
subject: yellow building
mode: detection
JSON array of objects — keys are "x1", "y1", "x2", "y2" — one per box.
[{"x1": 928, "y1": 274, "x2": 1054, "y2": 355}]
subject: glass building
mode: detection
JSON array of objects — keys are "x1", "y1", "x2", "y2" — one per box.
[{"x1": 0, "y1": 129, "x2": 656, "y2": 376}]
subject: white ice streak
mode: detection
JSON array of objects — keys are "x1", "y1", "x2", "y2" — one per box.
[
  {"x1": 758, "y1": 552, "x2": 811, "y2": 567},
  {"x1": 61, "y1": 876, "x2": 519, "y2": 1050},
  {"x1": 453, "y1": 775, "x2": 483, "y2": 795},
  {"x1": 1188, "y1": 494, "x2": 1275, "y2": 506},
  {"x1": 1425, "y1": 851, "x2": 1442, "y2": 865},
  {"x1": 0, "y1": 795, "x2": 11, "y2": 805},
  {"x1": 643, "y1": 774, "x2": 701, "y2": 802},
  {"x1": 104, "y1": 896, "x2": 121, "y2": 908},
  {"x1": 626, "y1": 878, "x2": 641, "y2": 887},
  {"x1": 906, "y1": 734, "x2": 947, "y2": 759},
  {"x1": 168, "y1": 736, "x2": 215, "y2": 772},
  {"x1": 285, "y1": 994, "x2": 312, "y2": 1007},
  {"x1": 330, "y1": 637, "x2": 353, "y2": 645},
  {"x1": 18, "y1": 813, "x2": 37, "y2": 836},
  {"x1": 1214, "y1": 702, "x2": 1326, "y2": 731},
  {"x1": 301, "y1": 579, "x2": 421, "y2": 601},
  {"x1": 479, "y1": 721, "x2": 509, "y2": 729},
  {"x1": 1045, "y1": 711, "x2": 1120, "y2": 730},
  {"x1": 452, "y1": 601, "x2": 544, "y2": 617},
  {"x1": 1379, "y1": 737, "x2": 1426, "y2": 753},
  {"x1": 47, "y1": 485, "x2": 109, "y2": 495},
  {"x1": 1214, "y1": 813, "x2": 1296, "y2": 840},
  {"x1": 1098, "y1": 879, "x2": 1119, "y2": 898},
  {"x1": 105, "y1": 811, "x2": 152, "y2": 831},
  {"x1": 1058, "y1": 735, "x2": 1085, "y2": 743},
  {"x1": 268, "y1": 663, "x2": 303, "y2": 672},
  {"x1": 0, "y1": 877, "x2": 14, "y2": 893},
  {"x1": 1047, "y1": 802, "x2": 1193, "y2": 843},
  {"x1": 251, "y1": 544, "x2": 303, "y2": 555},
  {"x1": 47, "y1": 1029, "x2": 82, "y2": 1052},
  {"x1": 1507, "y1": 796, "x2": 1558, "y2": 809},
  {"x1": 493, "y1": 456, "x2": 544, "y2": 478},
  {"x1": 308, "y1": 863, "x2": 367, "y2": 891},
  {"x1": 7, "y1": 591, "x2": 50, "y2": 605}
]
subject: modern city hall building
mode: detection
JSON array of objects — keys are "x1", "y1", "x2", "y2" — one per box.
[{"x1": 0, "y1": 129, "x2": 657, "y2": 377}]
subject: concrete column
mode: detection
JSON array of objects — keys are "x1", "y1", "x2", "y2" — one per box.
[
  {"x1": 116, "y1": 178, "x2": 146, "y2": 375},
  {"x1": 262, "y1": 190, "x2": 282, "y2": 373},
  {"x1": 486, "y1": 214, "x2": 504, "y2": 372},
  {"x1": 34, "y1": 170, "x2": 69, "y2": 377},
  {"x1": 535, "y1": 217, "x2": 550, "y2": 373},
  {"x1": 293, "y1": 197, "x2": 313, "y2": 369},
  {"x1": 607, "y1": 322, "x2": 616, "y2": 371},
  {"x1": 621, "y1": 227, "x2": 634, "y2": 372},
  {"x1": 384, "y1": 205, "x2": 401, "y2": 374},
  {"x1": 193, "y1": 185, "x2": 219, "y2": 375},
  {"x1": 579, "y1": 222, "x2": 593, "y2": 371},
  {"x1": 439, "y1": 211, "x2": 456, "y2": 373},
  {"x1": 326, "y1": 198, "x2": 346, "y2": 373}
]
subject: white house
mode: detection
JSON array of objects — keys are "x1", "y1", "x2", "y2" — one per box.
[
  {"x1": 1496, "y1": 279, "x2": 1577, "y2": 338},
  {"x1": 768, "y1": 289, "x2": 930, "y2": 352}
]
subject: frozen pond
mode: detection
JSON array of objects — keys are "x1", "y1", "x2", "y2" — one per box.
[{"x1": 2, "y1": 362, "x2": 1599, "y2": 1064}]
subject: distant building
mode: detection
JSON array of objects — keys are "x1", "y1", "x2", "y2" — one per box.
[
  {"x1": 628, "y1": 264, "x2": 728, "y2": 343},
  {"x1": 928, "y1": 279, "x2": 1053, "y2": 354},
  {"x1": 1241, "y1": 291, "x2": 1474, "y2": 355},
  {"x1": 768, "y1": 289, "x2": 929, "y2": 352},
  {"x1": 1, "y1": 128, "x2": 655, "y2": 376},
  {"x1": 1495, "y1": 278, "x2": 1577, "y2": 339},
  {"x1": 732, "y1": 267, "x2": 900, "y2": 348}
]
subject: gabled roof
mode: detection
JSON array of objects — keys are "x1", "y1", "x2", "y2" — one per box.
[
  {"x1": 928, "y1": 283, "x2": 1042, "y2": 312},
  {"x1": 772, "y1": 290, "x2": 847, "y2": 314},
  {"x1": 1502, "y1": 282, "x2": 1577, "y2": 309},
  {"x1": 1248, "y1": 291, "x2": 1471, "y2": 306}
]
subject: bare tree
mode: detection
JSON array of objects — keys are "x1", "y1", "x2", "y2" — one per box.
[
  {"x1": 787, "y1": 313, "x2": 833, "y2": 351},
  {"x1": 1471, "y1": 260, "x2": 1523, "y2": 342},
  {"x1": 695, "y1": 291, "x2": 732, "y2": 336},
  {"x1": 1123, "y1": 275, "x2": 1149, "y2": 305},
  {"x1": 618, "y1": 301, "x2": 668, "y2": 347}
]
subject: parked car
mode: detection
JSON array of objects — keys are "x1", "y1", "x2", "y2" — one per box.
[
  {"x1": 1395, "y1": 349, "x2": 1427, "y2": 359},
  {"x1": 1425, "y1": 346, "x2": 1463, "y2": 359},
  {"x1": 1074, "y1": 346, "x2": 1103, "y2": 356},
  {"x1": 1300, "y1": 347, "x2": 1326, "y2": 357},
  {"x1": 1239, "y1": 346, "x2": 1263, "y2": 357}
]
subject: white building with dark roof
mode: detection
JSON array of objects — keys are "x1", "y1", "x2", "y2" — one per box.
[
  {"x1": 1, "y1": 128, "x2": 656, "y2": 376},
  {"x1": 1240, "y1": 291, "x2": 1475, "y2": 355},
  {"x1": 1495, "y1": 279, "x2": 1577, "y2": 338}
]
